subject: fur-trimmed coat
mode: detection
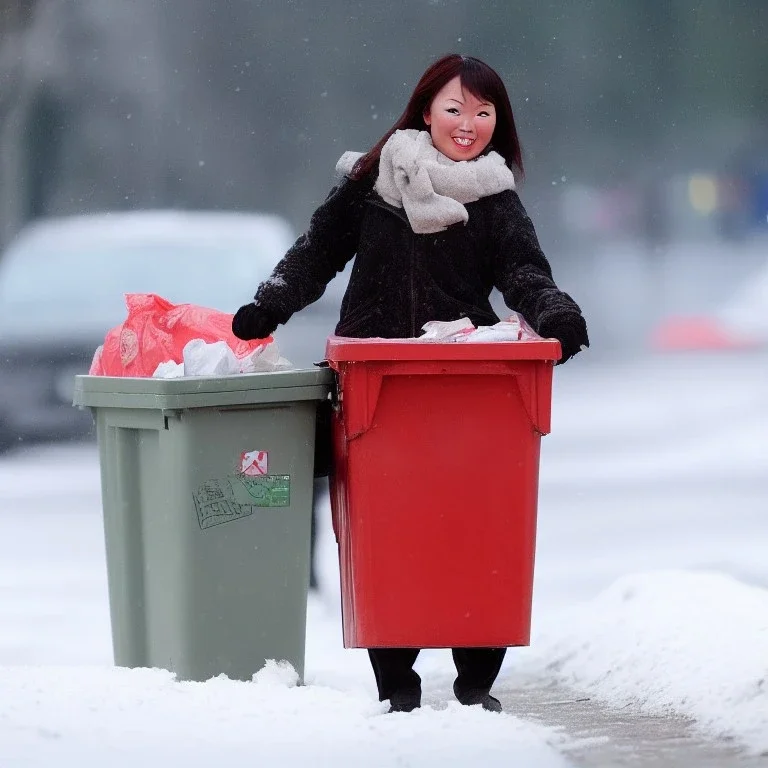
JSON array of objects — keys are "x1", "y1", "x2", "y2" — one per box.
[{"x1": 253, "y1": 172, "x2": 585, "y2": 340}]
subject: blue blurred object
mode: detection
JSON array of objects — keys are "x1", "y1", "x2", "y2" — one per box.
[{"x1": 751, "y1": 174, "x2": 768, "y2": 228}]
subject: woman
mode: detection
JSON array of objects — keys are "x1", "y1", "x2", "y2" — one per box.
[{"x1": 232, "y1": 54, "x2": 589, "y2": 713}]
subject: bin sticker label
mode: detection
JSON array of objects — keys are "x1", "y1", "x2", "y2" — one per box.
[
  {"x1": 193, "y1": 474, "x2": 291, "y2": 531},
  {"x1": 230, "y1": 474, "x2": 290, "y2": 507},
  {"x1": 239, "y1": 450, "x2": 268, "y2": 476},
  {"x1": 193, "y1": 479, "x2": 254, "y2": 530}
]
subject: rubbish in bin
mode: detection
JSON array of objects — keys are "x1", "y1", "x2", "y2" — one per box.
[
  {"x1": 153, "y1": 338, "x2": 294, "y2": 378},
  {"x1": 90, "y1": 292, "x2": 270, "y2": 377},
  {"x1": 418, "y1": 312, "x2": 540, "y2": 343},
  {"x1": 418, "y1": 317, "x2": 475, "y2": 341}
]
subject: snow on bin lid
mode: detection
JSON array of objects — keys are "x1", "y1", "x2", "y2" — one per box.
[
  {"x1": 325, "y1": 335, "x2": 561, "y2": 362},
  {"x1": 72, "y1": 368, "x2": 333, "y2": 410}
]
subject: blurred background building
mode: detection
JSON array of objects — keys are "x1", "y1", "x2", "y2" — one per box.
[{"x1": 0, "y1": 0, "x2": 767, "y2": 354}]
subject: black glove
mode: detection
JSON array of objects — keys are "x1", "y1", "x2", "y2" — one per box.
[
  {"x1": 538, "y1": 314, "x2": 589, "y2": 365},
  {"x1": 232, "y1": 302, "x2": 279, "y2": 341}
]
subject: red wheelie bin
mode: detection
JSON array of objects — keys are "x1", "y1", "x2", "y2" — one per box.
[{"x1": 326, "y1": 334, "x2": 560, "y2": 648}]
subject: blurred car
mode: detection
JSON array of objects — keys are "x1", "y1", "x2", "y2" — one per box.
[{"x1": 0, "y1": 210, "x2": 350, "y2": 452}]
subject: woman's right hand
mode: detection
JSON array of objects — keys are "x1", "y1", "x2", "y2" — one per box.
[{"x1": 232, "y1": 302, "x2": 279, "y2": 340}]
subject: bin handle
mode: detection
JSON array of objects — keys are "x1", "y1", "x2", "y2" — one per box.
[{"x1": 335, "y1": 359, "x2": 552, "y2": 440}]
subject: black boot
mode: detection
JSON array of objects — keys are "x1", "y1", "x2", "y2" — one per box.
[
  {"x1": 452, "y1": 647, "x2": 506, "y2": 713},
  {"x1": 453, "y1": 684, "x2": 502, "y2": 712},
  {"x1": 388, "y1": 688, "x2": 422, "y2": 713},
  {"x1": 368, "y1": 648, "x2": 422, "y2": 713}
]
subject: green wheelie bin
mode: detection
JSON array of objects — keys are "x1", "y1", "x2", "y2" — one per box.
[{"x1": 73, "y1": 368, "x2": 332, "y2": 683}]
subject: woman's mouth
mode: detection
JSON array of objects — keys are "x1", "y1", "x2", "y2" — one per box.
[{"x1": 453, "y1": 136, "x2": 475, "y2": 147}]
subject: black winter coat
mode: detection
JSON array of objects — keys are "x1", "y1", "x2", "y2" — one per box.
[{"x1": 254, "y1": 172, "x2": 584, "y2": 340}]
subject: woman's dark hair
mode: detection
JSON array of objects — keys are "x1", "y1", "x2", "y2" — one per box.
[{"x1": 350, "y1": 54, "x2": 524, "y2": 180}]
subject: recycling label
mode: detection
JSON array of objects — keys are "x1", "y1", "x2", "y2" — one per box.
[{"x1": 193, "y1": 474, "x2": 291, "y2": 530}]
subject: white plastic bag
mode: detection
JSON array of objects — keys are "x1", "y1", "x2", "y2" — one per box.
[
  {"x1": 459, "y1": 317, "x2": 522, "y2": 342},
  {"x1": 152, "y1": 338, "x2": 295, "y2": 378},
  {"x1": 183, "y1": 339, "x2": 239, "y2": 376},
  {"x1": 239, "y1": 341, "x2": 294, "y2": 373},
  {"x1": 416, "y1": 312, "x2": 535, "y2": 343},
  {"x1": 417, "y1": 318, "x2": 474, "y2": 341}
]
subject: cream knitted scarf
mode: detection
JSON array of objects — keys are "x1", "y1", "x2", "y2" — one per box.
[{"x1": 336, "y1": 129, "x2": 516, "y2": 234}]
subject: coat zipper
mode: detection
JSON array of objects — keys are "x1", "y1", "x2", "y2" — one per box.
[{"x1": 366, "y1": 196, "x2": 410, "y2": 225}]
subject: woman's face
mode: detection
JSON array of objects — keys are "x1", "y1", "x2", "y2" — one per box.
[{"x1": 423, "y1": 76, "x2": 497, "y2": 161}]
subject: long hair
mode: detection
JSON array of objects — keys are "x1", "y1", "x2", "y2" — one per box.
[{"x1": 350, "y1": 54, "x2": 524, "y2": 181}]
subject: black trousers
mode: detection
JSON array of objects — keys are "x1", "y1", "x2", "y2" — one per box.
[{"x1": 367, "y1": 647, "x2": 507, "y2": 702}]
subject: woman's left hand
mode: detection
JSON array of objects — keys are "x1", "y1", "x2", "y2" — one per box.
[{"x1": 538, "y1": 314, "x2": 589, "y2": 365}]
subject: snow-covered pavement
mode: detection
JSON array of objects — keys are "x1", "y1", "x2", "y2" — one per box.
[{"x1": 1, "y1": 351, "x2": 766, "y2": 765}]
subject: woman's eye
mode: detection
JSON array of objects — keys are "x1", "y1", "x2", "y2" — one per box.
[
  {"x1": 446, "y1": 108, "x2": 460, "y2": 115},
  {"x1": 478, "y1": 111, "x2": 491, "y2": 117}
]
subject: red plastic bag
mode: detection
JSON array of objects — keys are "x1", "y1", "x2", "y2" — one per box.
[{"x1": 90, "y1": 293, "x2": 271, "y2": 377}]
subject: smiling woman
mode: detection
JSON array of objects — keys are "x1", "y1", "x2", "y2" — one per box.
[
  {"x1": 348, "y1": 54, "x2": 523, "y2": 181},
  {"x1": 422, "y1": 76, "x2": 497, "y2": 161},
  {"x1": 230, "y1": 53, "x2": 591, "y2": 714}
]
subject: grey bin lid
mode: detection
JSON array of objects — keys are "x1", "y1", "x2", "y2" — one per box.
[{"x1": 72, "y1": 368, "x2": 333, "y2": 410}]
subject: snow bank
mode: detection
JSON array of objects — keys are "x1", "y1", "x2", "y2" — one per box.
[
  {"x1": 0, "y1": 660, "x2": 571, "y2": 768},
  {"x1": 524, "y1": 571, "x2": 768, "y2": 754},
  {"x1": 718, "y1": 255, "x2": 768, "y2": 339}
]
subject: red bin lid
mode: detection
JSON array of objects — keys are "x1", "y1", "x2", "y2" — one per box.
[{"x1": 325, "y1": 335, "x2": 561, "y2": 362}]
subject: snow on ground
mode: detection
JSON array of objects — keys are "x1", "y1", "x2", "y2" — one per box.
[
  {"x1": 0, "y1": 447, "x2": 572, "y2": 766},
  {"x1": 1, "y1": 350, "x2": 767, "y2": 764},
  {"x1": 0, "y1": 661, "x2": 571, "y2": 768},
  {"x1": 520, "y1": 571, "x2": 768, "y2": 755},
  {"x1": 315, "y1": 350, "x2": 768, "y2": 756}
]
